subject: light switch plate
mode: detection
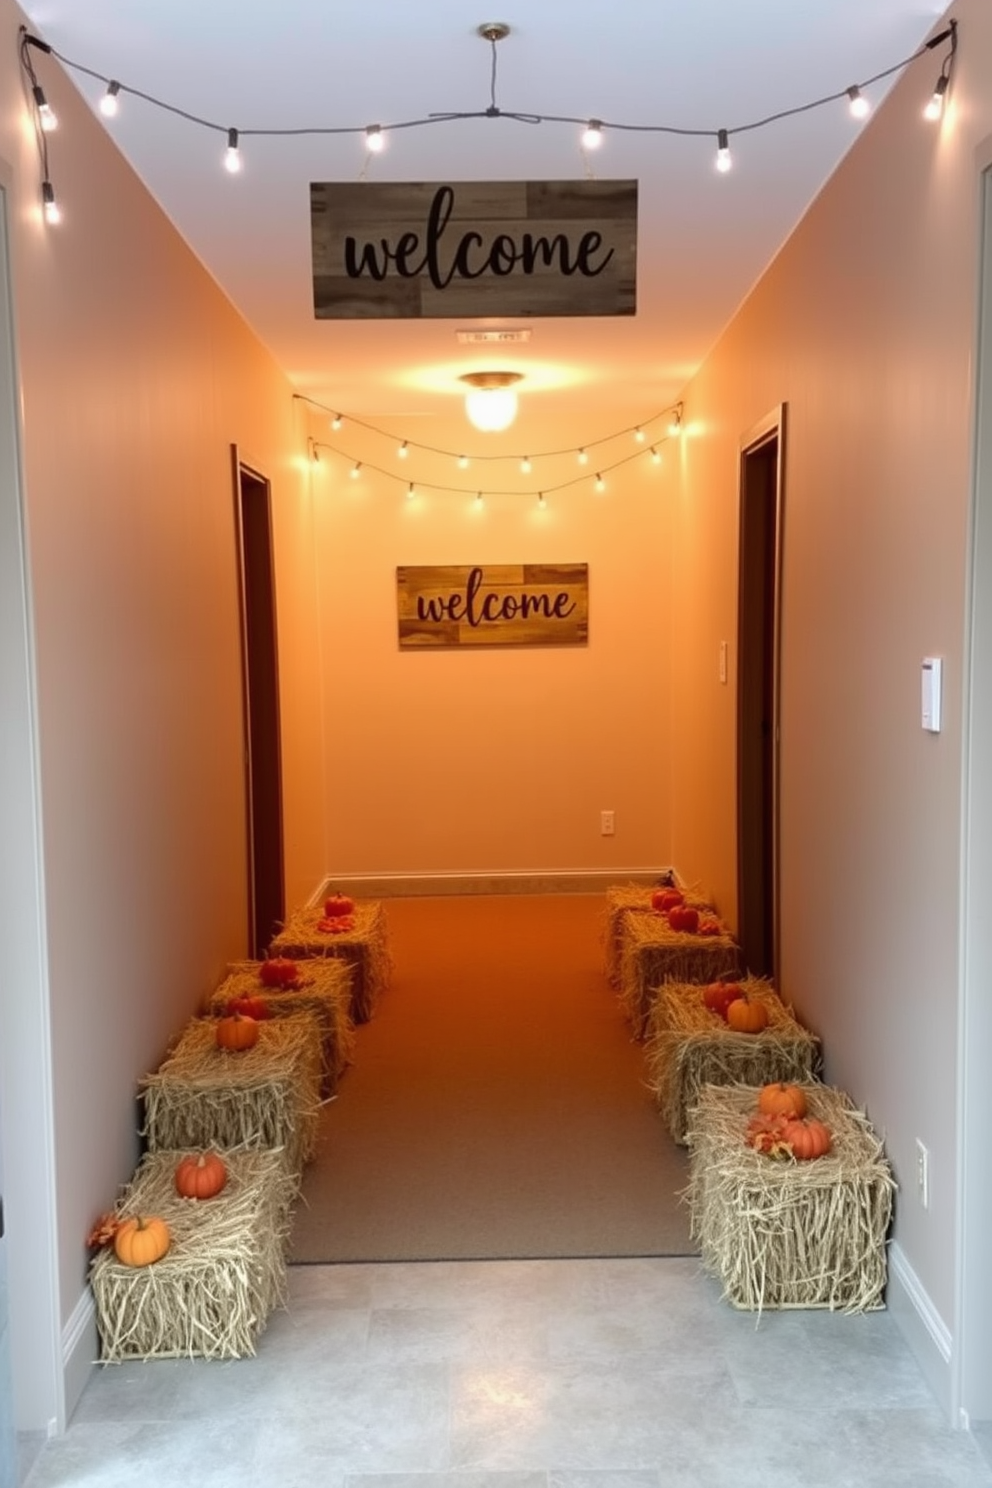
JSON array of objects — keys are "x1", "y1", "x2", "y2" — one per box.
[{"x1": 922, "y1": 657, "x2": 942, "y2": 733}]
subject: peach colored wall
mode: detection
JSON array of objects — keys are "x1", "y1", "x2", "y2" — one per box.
[
  {"x1": 308, "y1": 407, "x2": 676, "y2": 878},
  {"x1": 0, "y1": 0, "x2": 324, "y2": 1407},
  {"x1": 671, "y1": 0, "x2": 987, "y2": 1329}
]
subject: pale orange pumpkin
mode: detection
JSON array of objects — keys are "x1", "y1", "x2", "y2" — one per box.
[
  {"x1": 215, "y1": 1012, "x2": 259, "y2": 1052},
  {"x1": 726, "y1": 995, "x2": 770, "y2": 1034},
  {"x1": 757, "y1": 1082, "x2": 808, "y2": 1120},
  {"x1": 781, "y1": 1117, "x2": 833, "y2": 1159},
  {"x1": 114, "y1": 1215, "x2": 171, "y2": 1267},
  {"x1": 175, "y1": 1151, "x2": 228, "y2": 1200}
]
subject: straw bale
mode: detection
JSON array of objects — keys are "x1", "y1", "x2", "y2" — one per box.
[
  {"x1": 645, "y1": 977, "x2": 821, "y2": 1144},
  {"x1": 208, "y1": 959, "x2": 356, "y2": 1094},
  {"x1": 603, "y1": 883, "x2": 714, "y2": 986},
  {"x1": 89, "y1": 1148, "x2": 294, "y2": 1361},
  {"x1": 140, "y1": 1014, "x2": 323, "y2": 1175},
  {"x1": 686, "y1": 1081, "x2": 895, "y2": 1314},
  {"x1": 269, "y1": 900, "x2": 391, "y2": 1024},
  {"x1": 618, "y1": 911, "x2": 740, "y2": 1038}
]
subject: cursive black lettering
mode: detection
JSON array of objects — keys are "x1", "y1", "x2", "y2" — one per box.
[
  {"x1": 552, "y1": 593, "x2": 577, "y2": 618},
  {"x1": 465, "y1": 566, "x2": 485, "y2": 626}
]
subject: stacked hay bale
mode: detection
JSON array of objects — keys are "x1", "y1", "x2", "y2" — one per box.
[
  {"x1": 645, "y1": 977, "x2": 821, "y2": 1144},
  {"x1": 686, "y1": 1081, "x2": 895, "y2": 1314},
  {"x1": 208, "y1": 958, "x2": 356, "y2": 1094},
  {"x1": 603, "y1": 882, "x2": 714, "y2": 987},
  {"x1": 618, "y1": 907, "x2": 740, "y2": 1038},
  {"x1": 270, "y1": 899, "x2": 391, "y2": 1024}
]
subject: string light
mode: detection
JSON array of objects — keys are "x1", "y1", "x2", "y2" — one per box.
[
  {"x1": 925, "y1": 19, "x2": 957, "y2": 120},
  {"x1": 100, "y1": 80, "x2": 121, "y2": 117},
  {"x1": 398, "y1": 440, "x2": 409, "y2": 459},
  {"x1": 634, "y1": 427, "x2": 645, "y2": 443},
  {"x1": 924, "y1": 74, "x2": 949, "y2": 121},
  {"x1": 33, "y1": 83, "x2": 57, "y2": 131},
  {"x1": 41, "y1": 180, "x2": 61, "y2": 225},
  {"x1": 224, "y1": 127, "x2": 241, "y2": 173},
  {"x1": 406, "y1": 481, "x2": 415, "y2": 499},
  {"x1": 594, "y1": 474, "x2": 606, "y2": 493},
  {"x1": 537, "y1": 492, "x2": 546, "y2": 509},
  {"x1": 475, "y1": 491, "x2": 484, "y2": 507},
  {"x1": 716, "y1": 128, "x2": 732, "y2": 173},
  {"x1": 331, "y1": 414, "x2": 343, "y2": 431},
  {"x1": 582, "y1": 119, "x2": 603, "y2": 150},
  {"x1": 458, "y1": 455, "x2": 469, "y2": 470},
  {"x1": 350, "y1": 461, "x2": 362, "y2": 478},
  {"x1": 846, "y1": 85, "x2": 870, "y2": 120},
  {"x1": 577, "y1": 449, "x2": 588, "y2": 465},
  {"x1": 651, "y1": 446, "x2": 661, "y2": 464},
  {"x1": 668, "y1": 406, "x2": 683, "y2": 437},
  {"x1": 365, "y1": 124, "x2": 385, "y2": 153},
  {"x1": 520, "y1": 456, "x2": 532, "y2": 474}
]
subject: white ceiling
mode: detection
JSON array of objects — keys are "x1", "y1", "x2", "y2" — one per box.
[{"x1": 23, "y1": 1, "x2": 947, "y2": 420}]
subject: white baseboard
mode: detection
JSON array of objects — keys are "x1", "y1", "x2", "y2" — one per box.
[
  {"x1": 888, "y1": 1240, "x2": 954, "y2": 1421},
  {"x1": 316, "y1": 868, "x2": 674, "y2": 899},
  {"x1": 61, "y1": 1289, "x2": 96, "y2": 1426}
]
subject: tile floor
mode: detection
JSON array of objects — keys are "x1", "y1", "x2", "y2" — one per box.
[{"x1": 19, "y1": 1256, "x2": 992, "y2": 1488}]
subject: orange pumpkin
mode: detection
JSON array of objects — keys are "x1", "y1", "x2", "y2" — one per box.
[
  {"x1": 781, "y1": 1117, "x2": 833, "y2": 1159},
  {"x1": 697, "y1": 914, "x2": 723, "y2": 936},
  {"x1": 259, "y1": 957, "x2": 298, "y2": 988},
  {"x1": 702, "y1": 981, "x2": 742, "y2": 1020},
  {"x1": 651, "y1": 888, "x2": 684, "y2": 914},
  {"x1": 114, "y1": 1215, "x2": 171, "y2": 1267},
  {"x1": 726, "y1": 995, "x2": 770, "y2": 1034},
  {"x1": 324, "y1": 892, "x2": 356, "y2": 918},
  {"x1": 227, "y1": 995, "x2": 271, "y2": 1020},
  {"x1": 667, "y1": 904, "x2": 699, "y2": 934},
  {"x1": 175, "y1": 1151, "x2": 228, "y2": 1200},
  {"x1": 215, "y1": 1012, "x2": 259, "y2": 1052},
  {"x1": 757, "y1": 1082, "x2": 808, "y2": 1120}
]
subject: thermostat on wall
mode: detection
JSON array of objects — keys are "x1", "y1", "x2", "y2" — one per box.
[{"x1": 922, "y1": 657, "x2": 942, "y2": 733}]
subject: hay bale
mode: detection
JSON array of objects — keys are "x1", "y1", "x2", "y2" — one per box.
[
  {"x1": 686, "y1": 1081, "x2": 895, "y2": 1314},
  {"x1": 207, "y1": 959, "x2": 356, "y2": 1094},
  {"x1": 269, "y1": 900, "x2": 391, "y2": 1024},
  {"x1": 645, "y1": 977, "x2": 821, "y2": 1144},
  {"x1": 603, "y1": 883, "x2": 714, "y2": 986},
  {"x1": 618, "y1": 911, "x2": 740, "y2": 1037},
  {"x1": 140, "y1": 1014, "x2": 323, "y2": 1175},
  {"x1": 89, "y1": 1148, "x2": 294, "y2": 1361}
]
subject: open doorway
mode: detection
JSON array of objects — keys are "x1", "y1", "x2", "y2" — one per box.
[
  {"x1": 736, "y1": 407, "x2": 785, "y2": 979},
  {"x1": 232, "y1": 452, "x2": 284, "y2": 958}
]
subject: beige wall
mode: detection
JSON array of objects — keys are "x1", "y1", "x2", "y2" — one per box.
[
  {"x1": 672, "y1": 0, "x2": 987, "y2": 1329},
  {"x1": 0, "y1": 0, "x2": 324, "y2": 1422},
  {"x1": 308, "y1": 407, "x2": 676, "y2": 878}
]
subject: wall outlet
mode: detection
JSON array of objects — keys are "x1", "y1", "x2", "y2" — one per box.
[
  {"x1": 719, "y1": 640, "x2": 728, "y2": 685},
  {"x1": 916, "y1": 1138, "x2": 930, "y2": 1209},
  {"x1": 600, "y1": 809, "x2": 615, "y2": 836}
]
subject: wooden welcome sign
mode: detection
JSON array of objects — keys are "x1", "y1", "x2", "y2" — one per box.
[
  {"x1": 397, "y1": 564, "x2": 588, "y2": 649},
  {"x1": 311, "y1": 181, "x2": 637, "y2": 319}
]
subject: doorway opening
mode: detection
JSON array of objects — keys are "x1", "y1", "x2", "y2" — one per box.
[
  {"x1": 736, "y1": 408, "x2": 785, "y2": 979},
  {"x1": 233, "y1": 453, "x2": 284, "y2": 958}
]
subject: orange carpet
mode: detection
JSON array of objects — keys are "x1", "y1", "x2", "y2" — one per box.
[{"x1": 289, "y1": 894, "x2": 694, "y2": 1262}]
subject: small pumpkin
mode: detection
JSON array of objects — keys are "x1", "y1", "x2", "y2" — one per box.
[
  {"x1": 781, "y1": 1117, "x2": 833, "y2": 1160},
  {"x1": 259, "y1": 957, "x2": 298, "y2": 988},
  {"x1": 215, "y1": 1012, "x2": 259, "y2": 1052},
  {"x1": 324, "y1": 892, "x2": 356, "y2": 918},
  {"x1": 702, "y1": 981, "x2": 742, "y2": 1020},
  {"x1": 175, "y1": 1151, "x2": 228, "y2": 1200},
  {"x1": 697, "y1": 914, "x2": 723, "y2": 937},
  {"x1": 651, "y1": 887, "x2": 684, "y2": 914},
  {"x1": 667, "y1": 904, "x2": 700, "y2": 934},
  {"x1": 758, "y1": 1082, "x2": 808, "y2": 1120},
  {"x1": 227, "y1": 994, "x2": 272, "y2": 1020},
  {"x1": 114, "y1": 1215, "x2": 171, "y2": 1267},
  {"x1": 726, "y1": 994, "x2": 770, "y2": 1034}
]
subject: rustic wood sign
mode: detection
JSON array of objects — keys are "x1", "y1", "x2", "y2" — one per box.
[
  {"x1": 396, "y1": 564, "x2": 588, "y2": 649},
  {"x1": 311, "y1": 181, "x2": 637, "y2": 319}
]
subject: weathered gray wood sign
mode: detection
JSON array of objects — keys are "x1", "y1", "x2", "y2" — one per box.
[
  {"x1": 397, "y1": 564, "x2": 589, "y2": 649},
  {"x1": 311, "y1": 181, "x2": 637, "y2": 319}
]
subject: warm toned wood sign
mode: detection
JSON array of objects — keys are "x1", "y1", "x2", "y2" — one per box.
[
  {"x1": 311, "y1": 181, "x2": 637, "y2": 319},
  {"x1": 397, "y1": 564, "x2": 588, "y2": 649}
]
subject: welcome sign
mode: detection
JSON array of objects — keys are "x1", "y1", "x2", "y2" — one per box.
[
  {"x1": 397, "y1": 564, "x2": 588, "y2": 649},
  {"x1": 311, "y1": 181, "x2": 637, "y2": 319}
]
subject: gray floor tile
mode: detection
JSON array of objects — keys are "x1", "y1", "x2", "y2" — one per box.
[{"x1": 367, "y1": 1305, "x2": 549, "y2": 1364}]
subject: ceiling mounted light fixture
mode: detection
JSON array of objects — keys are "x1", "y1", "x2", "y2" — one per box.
[{"x1": 460, "y1": 371, "x2": 523, "y2": 432}]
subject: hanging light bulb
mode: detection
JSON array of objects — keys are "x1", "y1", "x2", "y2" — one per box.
[
  {"x1": 350, "y1": 462, "x2": 362, "y2": 479},
  {"x1": 41, "y1": 180, "x2": 61, "y2": 226},
  {"x1": 331, "y1": 414, "x2": 343, "y2": 431},
  {"x1": 924, "y1": 74, "x2": 949, "y2": 121},
  {"x1": 668, "y1": 407, "x2": 683, "y2": 437},
  {"x1": 716, "y1": 129, "x2": 732, "y2": 173},
  {"x1": 224, "y1": 128, "x2": 242, "y2": 174},
  {"x1": 634, "y1": 427, "x2": 645, "y2": 443},
  {"x1": 582, "y1": 119, "x2": 603, "y2": 150},
  {"x1": 521, "y1": 456, "x2": 532, "y2": 474},
  {"x1": 537, "y1": 492, "x2": 546, "y2": 509},
  {"x1": 365, "y1": 124, "x2": 385, "y2": 153},
  {"x1": 32, "y1": 84, "x2": 57, "y2": 132},
  {"x1": 594, "y1": 474, "x2": 606, "y2": 493},
  {"x1": 475, "y1": 491, "x2": 484, "y2": 508},
  {"x1": 458, "y1": 455, "x2": 470, "y2": 470},
  {"x1": 406, "y1": 482, "x2": 416, "y2": 500},
  {"x1": 460, "y1": 371, "x2": 523, "y2": 432},
  {"x1": 846, "y1": 85, "x2": 870, "y2": 120},
  {"x1": 397, "y1": 441, "x2": 409, "y2": 459},
  {"x1": 577, "y1": 448, "x2": 589, "y2": 465},
  {"x1": 100, "y1": 81, "x2": 121, "y2": 118},
  {"x1": 651, "y1": 447, "x2": 662, "y2": 465}
]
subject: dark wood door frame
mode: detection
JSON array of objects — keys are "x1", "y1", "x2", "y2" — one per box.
[
  {"x1": 736, "y1": 406, "x2": 786, "y2": 979},
  {"x1": 232, "y1": 448, "x2": 284, "y2": 958}
]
